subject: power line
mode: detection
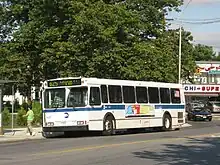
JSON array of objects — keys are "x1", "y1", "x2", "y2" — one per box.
[
  {"x1": 183, "y1": 0, "x2": 193, "y2": 13},
  {"x1": 166, "y1": 18, "x2": 220, "y2": 25},
  {"x1": 174, "y1": 19, "x2": 220, "y2": 25},
  {"x1": 177, "y1": 0, "x2": 193, "y2": 20},
  {"x1": 176, "y1": 18, "x2": 220, "y2": 21}
]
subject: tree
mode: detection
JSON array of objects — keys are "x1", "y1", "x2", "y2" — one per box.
[
  {"x1": 193, "y1": 44, "x2": 216, "y2": 61},
  {"x1": 213, "y1": 52, "x2": 220, "y2": 61},
  {"x1": 1, "y1": 0, "x2": 199, "y2": 95}
]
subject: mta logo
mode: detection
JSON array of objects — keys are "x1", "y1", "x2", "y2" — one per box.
[{"x1": 64, "y1": 112, "x2": 69, "y2": 118}]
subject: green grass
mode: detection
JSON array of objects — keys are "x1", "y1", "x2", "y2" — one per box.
[{"x1": 3, "y1": 125, "x2": 26, "y2": 129}]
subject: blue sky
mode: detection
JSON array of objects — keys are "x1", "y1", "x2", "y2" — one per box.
[{"x1": 167, "y1": 0, "x2": 220, "y2": 52}]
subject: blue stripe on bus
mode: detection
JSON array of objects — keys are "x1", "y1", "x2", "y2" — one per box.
[
  {"x1": 155, "y1": 105, "x2": 185, "y2": 109},
  {"x1": 43, "y1": 104, "x2": 184, "y2": 113}
]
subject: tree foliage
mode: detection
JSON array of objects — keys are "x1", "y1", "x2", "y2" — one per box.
[
  {"x1": 0, "y1": 0, "x2": 215, "y2": 96},
  {"x1": 193, "y1": 44, "x2": 216, "y2": 61}
]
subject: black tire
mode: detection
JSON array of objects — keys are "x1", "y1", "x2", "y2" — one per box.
[
  {"x1": 162, "y1": 114, "x2": 172, "y2": 131},
  {"x1": 102, "y1": 116, "x2": 115, "y2": 136},
  {"x1": 209, "y1": 118, "x2": 212, "y2": 121},
  {"x1": 193, "y1": 117, "x2": 197, "y2": 121},
  {"x1": 187, "y1": 115, "x2": 191, "y2": 121},
  {"x1": 42, "y1": 131, "x2": 51, "y2": 138}
]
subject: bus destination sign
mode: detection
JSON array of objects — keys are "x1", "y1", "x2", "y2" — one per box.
[{"x1": 48, "y1": 79, "x2": 81, "y2": 87}]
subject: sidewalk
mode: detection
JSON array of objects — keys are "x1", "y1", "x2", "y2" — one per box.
[
  {"x1": 212, "y1": 113, "x2": 220, "y2": 120},
  {"x1": 0, "y1": 123, "x2": 192, "y2": 143},
  {"x1": 0, "y1": 127, "x2": 44, "y2": 143}
]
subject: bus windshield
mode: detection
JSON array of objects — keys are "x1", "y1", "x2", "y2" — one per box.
[
  {"x1": 67, "y1": 87, "x2": 88, "y2": 107},
  {"x1": 44, "y1": 88, "x2": 65, "y2": 108}
]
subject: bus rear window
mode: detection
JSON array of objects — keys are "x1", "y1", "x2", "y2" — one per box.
[{"x1": 171, "y1": 88, "x2": 181, "y2": 103}]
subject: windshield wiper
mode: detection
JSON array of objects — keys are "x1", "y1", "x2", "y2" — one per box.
[{"x1": 53, "y1": 103, "x2": 59, "y2": 112}]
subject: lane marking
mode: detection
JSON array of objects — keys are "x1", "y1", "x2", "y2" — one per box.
[
  {"x1": 32, "y1": 137, "x2": 184, "y2": 156},
  {"x1": 32, "y1": 132, "x2": 219, "y2": 156}
]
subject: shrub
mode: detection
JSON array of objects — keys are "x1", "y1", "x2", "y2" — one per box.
[
  {"x1": 16, "y1": 101, "x2": 42, "y2": 127},
  {"x1": 14, "y1": 99, "x2": 21, "y2": 112},
  {"x1": 21, "y1": 102, "x2": 29, "y2": 110},
  {"x1": 32, "y1": 101, "x2": 42, "y2": 126},
  {"x1": 3, "y1": 101, "x2": 12, "y2": 112},
  {"x1": 16, "y1": 107, "x2": 27, "y2": 126},
  {"x1": 2, "y1": 107, "x2": 11, "y2": 126}
]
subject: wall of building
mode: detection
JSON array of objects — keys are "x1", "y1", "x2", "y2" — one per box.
[{"x1": 194, "y1": 61, "x2": 220, "y2": 84}]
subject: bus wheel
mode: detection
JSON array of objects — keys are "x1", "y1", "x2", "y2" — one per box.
[
  {"x1": 102, "y1": 116, "x2": 114, "y2": 136},
  {"x1": 162, "y1": 114, "x2": 172, "y2": 131},
  {"x1": 42, "y1": 132, "x2": 51, "y2": 138}
]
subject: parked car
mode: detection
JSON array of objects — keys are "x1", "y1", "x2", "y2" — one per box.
[
  {"x1": 188, "y1": 107, "x2": 212, "y2": 121},
  {"x1": 205, "y1": 101, "x2": 220, "y2": 113},
  {"x1": 186, "y1": 101, "x2": 205, "y2": 112}
]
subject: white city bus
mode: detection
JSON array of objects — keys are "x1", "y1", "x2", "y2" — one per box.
[{"x1": 41, "y1": 77, "x2": 185, "y2": 137}]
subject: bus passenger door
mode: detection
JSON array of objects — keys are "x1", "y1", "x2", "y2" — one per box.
[
  {"x1": 89, "y1": 86, "x2": 103, "y2": 127},
  {"x1": 89, "y1": 86, "x2": 102, "y2": 109}
]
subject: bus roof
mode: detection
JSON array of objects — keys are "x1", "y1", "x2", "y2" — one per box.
[{"x1": 43, "y1": 77, "x2": 182, "y2": 89}]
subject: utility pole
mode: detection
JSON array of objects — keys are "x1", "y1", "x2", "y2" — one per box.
[
  {"x1": 167, "y1": 0, "x2": 192, "y2": 84},
  {"x1": 178, "y1": 25, "x2": 182, "y2": 84},
  {"x1": 11, "y1": 85, "x2": 15, "y2": 135}
]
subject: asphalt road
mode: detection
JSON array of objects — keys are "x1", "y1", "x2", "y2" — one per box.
[{"x1": 1, "y1": 121, "x2": 220, "y2": 165}]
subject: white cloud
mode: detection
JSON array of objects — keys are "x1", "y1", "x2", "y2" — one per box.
[
  {"x1": 192, "y1": 32, "x2": 220, "y2": 52},
  {"x1": 193, "y1": 32, "x2": 220, "y2": 43}
]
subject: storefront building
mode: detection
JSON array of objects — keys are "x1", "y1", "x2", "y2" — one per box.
[
  {"x1": 184, "y1": 61, "x2": 220, "y2": 109},
  {"x1": 193, "y1": 61, "x2": 220, "y2": 85}
]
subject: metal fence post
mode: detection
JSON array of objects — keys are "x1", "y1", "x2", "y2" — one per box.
[{"x1": 0, "y1": 85, "x2": 3, "y2": 135}]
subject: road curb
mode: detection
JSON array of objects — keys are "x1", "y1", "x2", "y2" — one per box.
[
  {"x1": 0, "y1": 131, "x2": 44, "y2": 144},
  {"x1": 213, "y1": 117, "x2": 220, "y2": 120},
  {"x1": 182, "y1": 123, "x2": 192, "y2": 128},
  {"x1": 0, "y1": 136, "x2": 44, "y2": 144}
]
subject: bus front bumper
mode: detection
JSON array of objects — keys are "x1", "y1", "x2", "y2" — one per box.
[{"x1": 43, "y1": 125, "x2": 89, "y2": 132}]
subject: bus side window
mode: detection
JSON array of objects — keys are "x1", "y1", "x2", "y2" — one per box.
[
  {"x1": 136, "y1": 87, "x2": 148, "y2": 103},
  {"x1": 101, "y1": 85, "x2": 108, "y2": 103},
  {"x1": 89, "y1": 87, "x2": 101, "y2": 106},
  {"x1": 123, "y1": 86, "x2": 135, "y2": 103},
  {"x1": 108, "y1": 85, "x2": 122, "y2": 103},
  {"x1": 148, "y1": 87, "x2": 159, "y2": 103},
  {"x1": 171, "y1": 88, "x2": 181, "y2": 103},
  {"x1": 160, "y1": 88, "x2": 170, "y2": 103}
]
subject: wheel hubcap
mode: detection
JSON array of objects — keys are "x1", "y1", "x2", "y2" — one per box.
[
  {"x1": 165, "y1": 118, "x2": 170, "y2": 128},
  {"x1": 105, "y1": 120, "x2": 111, "y2": 131}
]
